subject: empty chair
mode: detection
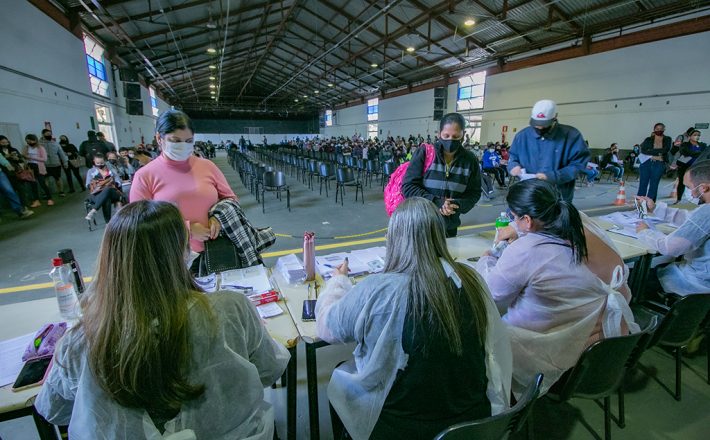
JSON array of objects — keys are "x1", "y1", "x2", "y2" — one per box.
[
  {"x1": 434, "y1": 374, "x2": 544, "y2": 440},
  {"x1": 382, "y1": 162, "x2": 396, "y2": 191},
  {"x1": 319, "y1": 163, "x2": 336, "y2": 197},
  {"x1": 261, "y1": 171, "x2": 290, "y2": 213},
  {"x1": 546, "y1": 320, "x2": 657, "y2": 440},
  {"x1": 307, "y1": 160, "x2": 319, "y2": 190},
  {"x1": 335, "y1": 167, "x2": 364, "y2": 206},
  {"x1": 365, "y1": 159, "x2": 381, "y2": 187},
  {"x1": 632, "y1": 293, "x2": 710, "y2": 400}
]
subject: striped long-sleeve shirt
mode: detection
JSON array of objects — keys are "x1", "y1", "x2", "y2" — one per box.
[{"x1": 402, "y1": 143, "x2": 482, "y2": 231}]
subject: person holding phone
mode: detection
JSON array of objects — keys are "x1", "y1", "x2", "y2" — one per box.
[
  {"x1": 402, "y1": 113, "x2": 482, "y2": 237},
  {"x1": 35, "y1": 200, "x2": 289, "y2": 439},
  {"x1": 315, "y1": 197, "x2": 511, "y2": 440}
]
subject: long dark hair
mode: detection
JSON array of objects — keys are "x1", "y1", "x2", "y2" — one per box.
[
  {"x1": 384, "y1": 197, "x2": 489, "y2": 353},
  {"x1": 506, "y1": 179, "x2": 588, "y2": 264},
  {"x1": 156, "y1": 110, "x2": 195, "y2": 137},
  {"x1": 81, "y1": 201, "x2": 212, "y2": 419}
]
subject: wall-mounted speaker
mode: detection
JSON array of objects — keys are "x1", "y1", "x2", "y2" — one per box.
[
  {"x1": 124, "y1": 83, "x2": 141, "y2": 100},
  {"x1": 119, "y1": 68, "x2": 139, "y2": 82},
  {"x1": 126, "y1": 100, "x2": 143, "y2": 115}
]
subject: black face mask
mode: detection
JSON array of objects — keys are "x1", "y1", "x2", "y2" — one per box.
[
  {"x1": 60, "y1": 140, "x2": 67, "y2": 145},
  {"x1": 439, "y1": 138, "x2": 462, "y2": 153},
  {"x1": 96, "y1": 163, "x2": 106, "y2": 169},
  {"x1": 108, "y1": 159, "x2": 117, "y2": 164},
  {"x1": 44, "y1": 135, "x2": 52, "y2": 140}
]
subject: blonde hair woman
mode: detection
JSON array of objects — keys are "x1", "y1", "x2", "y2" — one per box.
[{"x1": 36, "y1": 201, "x2": 289, "y2": 439}]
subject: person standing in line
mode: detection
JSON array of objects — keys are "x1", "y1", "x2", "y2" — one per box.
[
  {"x1": 402, "y1": 113, "x2": 482, "y2": 237},
  {"x1": 23, "y1": 134, "x2": 54, "y2": 207},
  {"x1": 79, "y1": 131, "x2": 109, "y2": 168},
  {"x1": 508, "y1": 99, "x2": 590, "y2": 202},
  {"x1": 637, "y1": 122, "x2": 672, "y2": 202},
  {"x1": 40, "y1": 128, "x2": 68, "y2": 197},
  {"x1": 674, "y1": 130, "x2": 706, "y2": 203},
  {"x1": 97, "y1": 132, "x2": 116, "y2": 152},
  {"x1": 0, "y1": 152, "x2": 34, "y2": 218},
  {"x1": 59, "y1": 135, "x2": 84, "y2": 193}
]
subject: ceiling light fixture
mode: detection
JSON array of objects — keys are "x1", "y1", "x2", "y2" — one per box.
[
  {"x1": 209, "y1": 84, "x2": 216, "y2": 89},
  {"x1": 294, "y1": 99, "x2": 299, "y2": 102},
  {"x1": 303, "y1": 95, "x2": 308, "y2": 98},
  {"x1": 370, "y1": 63, "x2": 378, "y2": 68},
  {"x1": 207, "y1": 47, "x2": 217, "y2": 54},
  {"x1": 314, "y1": 90, "x2": 319, "y2": 94},
  {"x1": 406, "y1": 47, "x2": 416, "y2": 53},
  {"x1": 328, "y1": 83, "x2": 334, "y2": 87},
  {"x1": 209, "y1": 65, "x2": 217, "y2": 69},
  {"x1": 464, "y1": 19, "x2": 475, "y2": 26},
  {"x1": 209, "y1": 76, "x2": 216, "y2": 80}
]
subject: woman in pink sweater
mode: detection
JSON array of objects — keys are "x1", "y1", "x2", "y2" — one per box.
[{"x1": 130, "y1": 110, "x2": 236, "y2": 253}]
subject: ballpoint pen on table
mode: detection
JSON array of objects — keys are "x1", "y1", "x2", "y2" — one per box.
[{"x1": 34, "y1": 324, "x2": 53, "y2": 351}]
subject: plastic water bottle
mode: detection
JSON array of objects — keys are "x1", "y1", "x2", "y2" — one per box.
[
  {"x1": 495, "y1": 212, "x2": 510, "y2": 229},
  {"x1": 50, "y1": 258, "x2": 80, "y2": 320}
]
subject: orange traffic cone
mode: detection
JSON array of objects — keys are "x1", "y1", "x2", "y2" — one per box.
[
  {"x1": 613, "y1": 180, "x2": 627, "y2": 206},
  {"x1": 670, "y1": 179, "x2": 678, "y2": 199}
]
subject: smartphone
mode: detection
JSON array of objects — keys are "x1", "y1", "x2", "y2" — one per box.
[
  {"x1": 12, "y1": 356, "x2": 53, "y2": 392},
  {"x1": 302, "y1": 299, "x2": 317, "y2": 322}
]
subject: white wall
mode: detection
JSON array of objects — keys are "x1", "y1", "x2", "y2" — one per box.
[
  {"x1": 481, "y1": 32, "x2": 710, "y2": 149},
  {"x1": 322, "y1": 83, "x2": 457, "y2": 139},
  {"x1": 0, "y1": 1, "x2": 169, "y2": 149}
]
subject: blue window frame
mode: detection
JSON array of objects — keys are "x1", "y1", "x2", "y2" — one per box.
[
  {"x1": 86, "y1": 55, "x2": 107, "y2": 81},
  {"x1": 367, "y1": 104, "x2": 378, "y2": 115}
]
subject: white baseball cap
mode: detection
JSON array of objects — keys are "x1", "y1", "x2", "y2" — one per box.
[{"x1": 530, "y1": 99, "x2": 557, "y2": 127}]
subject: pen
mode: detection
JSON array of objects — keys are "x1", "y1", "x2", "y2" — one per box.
[
  {"x1": 249, "y1": 292, "x2": 280, "y2": 305},
  {"x1": 34, "y1": 324, "x2": 53, "y2": 351}
]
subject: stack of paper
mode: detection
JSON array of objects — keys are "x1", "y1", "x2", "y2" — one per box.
[
  {"x1": 221, "y1": 264, "x2": 272, "y2": 293},
  {"x1": 274, "y1": 254, "x2": 307, "y2": 284},
  {"x1": 256, "y1": 303, "x2": 284, "y2": 319},
  {"x1": 0, "y1": 332, "x2": 35, "y2": 387},
  {"x1": 601, "y1": 211, "x2": 662, "y2": 239},
  {"x1": 316, "y1": 247, "x2": 387, "y2": 278}
]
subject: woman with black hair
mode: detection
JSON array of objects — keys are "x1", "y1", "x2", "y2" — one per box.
[
  {"x1": 402, "y1": 112, "x2": 482, "y2": 237},
  {"x1": 130, "y1": 110, "x2": 236, "y2": 255},
  {"x1": 475, "y1": 179, "x2": 638, "y2": 394}
]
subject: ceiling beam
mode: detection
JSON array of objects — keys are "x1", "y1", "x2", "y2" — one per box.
[
  {"x1": 126, "y1": 1, "x2": 281, "y2": 43},
  {"x1": 541, "y1": 0, "x2": 582, "y2": 32},
  {"x1": 86, "y1": 0, "x2": 212, "y2": 31}
]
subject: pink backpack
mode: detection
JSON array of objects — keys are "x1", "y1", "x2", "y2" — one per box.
[{"x1": 384, "y1": 143, "x2": 436, "y2": 216}]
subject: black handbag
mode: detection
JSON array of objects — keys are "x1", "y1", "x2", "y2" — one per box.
[{"x1": 200, "y1": 234, "x2": 243, "y2": 276}]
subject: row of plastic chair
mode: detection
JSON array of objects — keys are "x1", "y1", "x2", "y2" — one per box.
[{"x1": 232, "y1": 151, "x2": 290, "y2": 213}]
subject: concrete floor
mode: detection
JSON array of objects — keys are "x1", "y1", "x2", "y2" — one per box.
[{"x1": 1, "y1": 151, "x2": 707, "y2": 439}]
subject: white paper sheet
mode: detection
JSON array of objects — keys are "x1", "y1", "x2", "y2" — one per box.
[
  {"x1": 0, "y1": 332, "x2": 35, "y2": 387},
  {"x1": 256, "y1": 302, "x2": 283, "y2": 319},
  {"x1": 220, "y1": 265, "x2": 272, "y2": 293},
  {"x1": 194, "y1": 273, "x2": 218, "y2": 293},
  {"x1": 316, "y1": 253, "x2": 369, "y2": 278}
]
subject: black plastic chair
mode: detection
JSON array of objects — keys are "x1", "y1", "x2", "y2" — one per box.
[
  {"x1": 334, "y1": 167, "x2": 364, "y2": 206},
  {"x1": 546, "y1": 320, "x2": 656, "y2": 440},
  {"x1": 319, "y1": 163, "x2": 336, "y2": 197},
  {"x1": 261, "y1": 171, "x2": 290, "y2": 213},
  {"x1": 382, "y1": 161, "x2": 396, "y2": 191},
  {"x1": 632, "y1": 293, "x2": 710, "y2": 400},
  {"x1": 434, "y1": 374, "x2": 544, "y2": 440},
  {"x1": 364, "y1": 159, "x2": 381, "y2": 187}
]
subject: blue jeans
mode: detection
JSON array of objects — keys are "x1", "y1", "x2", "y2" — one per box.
[
  {"x1": 605, "y1": 164, "x2": 624, "y2": 179},
  {"x1": 583, "y1": 168, "x2": 599, "y2": 183},
  {"x1": 0, "y1": 171, "x2": 24, "y2": 215},
  {"x1": 637, "y1": 160, "x2": 666, "y2": 201}
]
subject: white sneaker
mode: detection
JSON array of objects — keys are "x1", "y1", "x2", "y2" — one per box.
[
  {"x1": 85, "y1": 209, "x2": 96, "y2": 221},
  {"x1": 19, "y1": 209, "x2": 34, "y2": 219}
]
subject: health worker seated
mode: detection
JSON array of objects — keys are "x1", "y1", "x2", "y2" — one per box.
[
  {"x1": 315, "y1": 197, "x2": 512, "y2": 440},
  {"x1": 475, "y1": 179, "x2": 639, "y2": 395},
  {"x1": 36, "y1": 200, "x2": 289, "y2": 440},
  {"x1": 636, "y1": 159, "x2": 710, "y2": 297}
]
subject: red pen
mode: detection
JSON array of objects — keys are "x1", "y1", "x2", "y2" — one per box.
[{"x1": 249, "y1": 291, "x2": 280, "y2": 305}]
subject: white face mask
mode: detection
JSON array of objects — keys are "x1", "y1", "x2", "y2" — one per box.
[
  {"x1": 163, "y1": 141, "x2": 194, "y2": 161},
  {"x1": 683, "y1": 184, "x2": 703, "y2": 205}
]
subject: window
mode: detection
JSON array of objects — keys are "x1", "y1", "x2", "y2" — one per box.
[
  {"x1": 464, "y1": 115, "x2": 483, "y2": 144},
  {"x1": 367, "y1": 98, "x2": 379, "y2": 121},
  {"x1": 325, "y1": 109, "x2": 333, "y2": 127},
  {"x1": 457, "y1": 71, "x2": 486, "y2": 111},
  {"x1": 94, "y1": 104, "x2": 116, "y2": 147},
  {"x1": 368, "y1": 123, "x2": 378, "y2": 140},
  {"x1": 149, "y1": 87, "x2": 159, "y2": 117},
  {"x1": 84, "y1": 35, "x2": 110, "y2": 97}
]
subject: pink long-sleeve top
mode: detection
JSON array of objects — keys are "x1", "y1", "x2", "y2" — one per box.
[{"x1": 130, "y1": 154, "x2": 236, "y2": 252}]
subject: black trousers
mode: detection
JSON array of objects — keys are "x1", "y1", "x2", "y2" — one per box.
[
  {"x1": 64, "y1": 165, "x2": 83, "y2": 192},
  {"x1": 675, "y1": 162, "x2": 691, "y2": 202},
  {"x1": 89, "y1": 187, "x2": 122, "y2": 222},
  {"x1": 483, "y1": 167, "x2": 506, "y2": 186},
  {"x1": 27, "y1": 163, "x2": 52, "y2": 200}
]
